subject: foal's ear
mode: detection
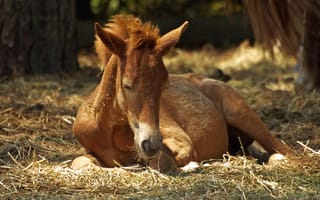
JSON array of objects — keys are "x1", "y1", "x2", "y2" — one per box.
[
  {"x1": 95, "y1": 23, "x2": 126, "y2": 56},
  {"x1": 157, "y1": 21, "x2": 189, "y2": 54}
]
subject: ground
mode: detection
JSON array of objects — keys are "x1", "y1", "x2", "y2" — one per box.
[{"x1": 0, "y1": 42, "x2": 319, "y2": 199}]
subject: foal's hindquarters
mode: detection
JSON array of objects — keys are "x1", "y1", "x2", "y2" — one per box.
[{"x1": 149, "y1": 74, "x2": 293, "y2": 171}]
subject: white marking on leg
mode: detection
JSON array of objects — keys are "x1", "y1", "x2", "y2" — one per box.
[{"x1": 180, "y1": 161, "x2": 200, "y2": 172}]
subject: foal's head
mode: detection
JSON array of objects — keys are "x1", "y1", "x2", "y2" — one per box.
[{"x1": 95, "y1": 16, "x2": 188, "y2": 160}]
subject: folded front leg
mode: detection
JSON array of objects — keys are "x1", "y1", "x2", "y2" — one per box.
[
  {"x1": 148, "y1": 146, "x2": 177, "y2": 172},
  {"x1": 148, "y1": 136, "x2": 196, "y2": 172},
  {"x1": 148, "y1": 122, "x2": 197, "y2": 172}
]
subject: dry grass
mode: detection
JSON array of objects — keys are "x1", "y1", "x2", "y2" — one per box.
[{"x1": 1, "y1": 43, "x2": 320, "y2": 199}]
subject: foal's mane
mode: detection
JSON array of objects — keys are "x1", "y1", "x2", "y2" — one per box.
[{"x1": 95, "y1": 15, "x2": 160, "y2": 68}]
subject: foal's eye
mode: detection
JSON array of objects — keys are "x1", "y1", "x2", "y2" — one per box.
[
  {"x1": 123, "y1": 80, "x2": 134, "y2": 91},
  {"x1": 124, "y1": 83, "x2": 132, "y2": 90},
  {"x1": 123, "y1": 78, "x2": 134, "y2": 91}
]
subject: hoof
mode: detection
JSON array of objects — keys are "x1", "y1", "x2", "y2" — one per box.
[
  {"x1": 268, "y1": 153, "x2": 287, "y2": 165},
  {"x1": 71, "y1": 155, "x2": 100, "y2": 170},
  {"x1": 246, "y1": 141, "x2": 269, "y2": 163}
]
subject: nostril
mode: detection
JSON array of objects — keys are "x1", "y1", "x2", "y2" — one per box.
[
  {"x1": 141, "y1": 140, "x2": 151, "y2": 153},
  {"x1": 141, "y1": 140, "x2": 159, "y2": 156}
]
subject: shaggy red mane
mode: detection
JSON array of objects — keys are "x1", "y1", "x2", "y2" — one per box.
[{"x1": 94, "y1": 15, "x2": 160, "y2": 68}]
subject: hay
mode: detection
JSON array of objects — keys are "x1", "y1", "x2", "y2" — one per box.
[{"x1": 1, "y1": 45, "x2": 320, "y2": 198}]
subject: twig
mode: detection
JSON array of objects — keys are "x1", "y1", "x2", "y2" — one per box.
[
  {"x1": 0, "y1": 181, "x2": 11, "y2": 192},
  {"x1": 0, "y1": 107, "x2": 12, "y2": 115},
  {"x1": 297, "y1": 141, "x2": 320, "y2": 154},
  {"x1": 7, "y1": 152, "x2": 24, "y2": 168},
  {"x1": 23, "y1": 162, "x2": 34, "y2": 171},
  {"x1": 0, "y1": 165, "x2": 12, "y2": 169},
  {"x1": 238, "y1": 137, "x2": 246, "y2": 157},
  {"x1": 148, "y1": 167, "x2": 159, "y2": 183}
]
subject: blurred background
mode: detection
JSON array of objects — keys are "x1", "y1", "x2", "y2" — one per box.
[
  {"x1": 0, "y1": 0, "x2": 319, "y2": 90},
  {"x1": 76, "y1": 0, "x2": 251, "y2": 49},
  {"x1": 0, "y1": 0, "x2": 254, "y2": 78}
]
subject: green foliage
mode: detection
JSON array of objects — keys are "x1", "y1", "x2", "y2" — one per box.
[
  {"x1": 90, "y1": 0, "x2": 108, "y2": 16},
  {"x1": 90, "y1": 0, "x2": 243, "y2": 19}
]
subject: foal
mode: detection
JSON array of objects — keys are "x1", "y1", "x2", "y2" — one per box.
[{"x1": 72, "y1": 15, "x2": 293, "y2": 171}]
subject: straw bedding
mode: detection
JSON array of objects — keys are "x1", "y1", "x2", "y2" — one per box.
[{"x1": 1, "y1": 44, "x2": 319, "y2": 199}]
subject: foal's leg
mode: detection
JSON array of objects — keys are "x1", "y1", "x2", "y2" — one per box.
[
  {"x1": 71, "y1": 153, "x2": 102, "y2": 170},
  {"x1": 228, "y1": 126, "x2": 269, "y2": 162},
  {"x1": 199, "y1": 79, "x2": 294, "y2": 156},
  {"x1": 148, "y1": 145, "x2": 177, "y2": 172},
  {"x1": 72, "y1": 102, "x2": 118, "y2": 169},
  {"x1": 150, "y1": 108, "x2": 198, "y2": 172},
  {"x1": 227, "y1": 126, "x2": 253, "y2": 154},
  {"x1": 158, "y1": 125, "x2": 197, "y2": 165},
  {"x1": 149, "y1": 136, "x2": 198, "y2": 172}
]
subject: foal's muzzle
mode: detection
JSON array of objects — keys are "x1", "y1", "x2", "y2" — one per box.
[
  {"x1": 141, "y1": 137, "x2": 162, "y2": 158},
  {"x1": 136, "y1": 123, "x2": 162, "y2": 159}
]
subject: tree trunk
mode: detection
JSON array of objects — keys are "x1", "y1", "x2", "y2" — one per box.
[{"x1": 0, "y1": 0, "x2": 78, "y2": 78}]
